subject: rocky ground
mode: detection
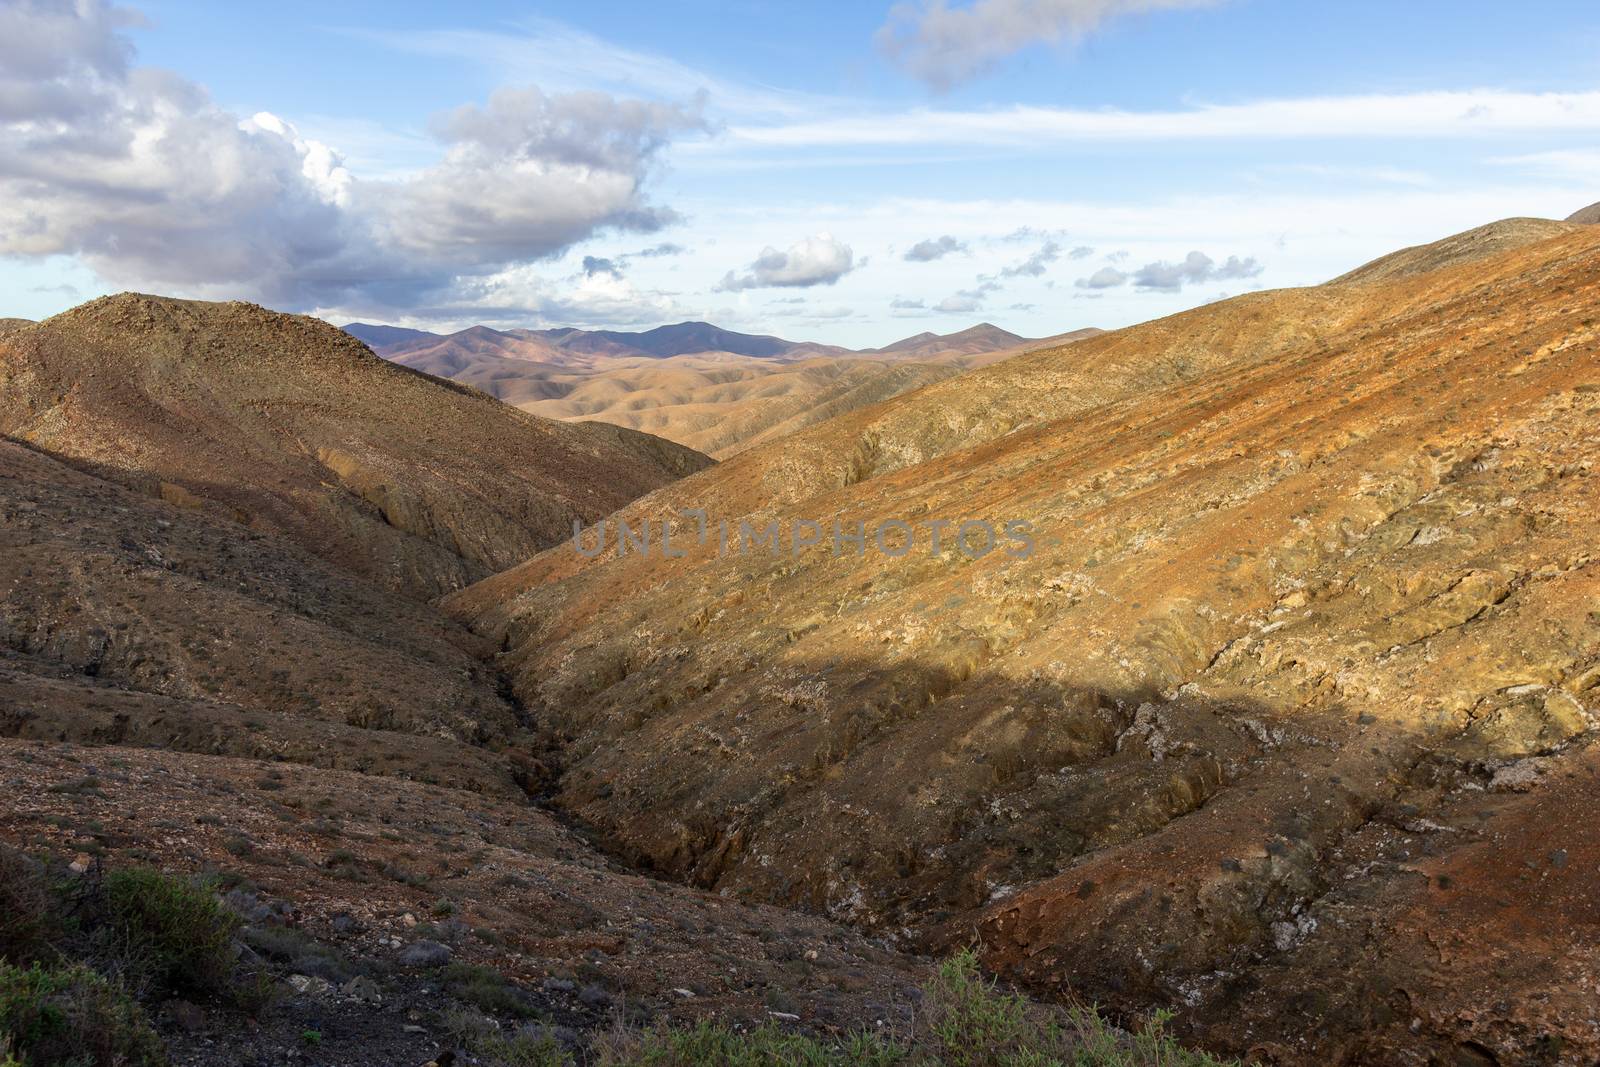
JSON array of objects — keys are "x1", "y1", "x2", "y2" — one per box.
[{"x1": 0, "y1": 738, "x2": 927, "y2": 1065}]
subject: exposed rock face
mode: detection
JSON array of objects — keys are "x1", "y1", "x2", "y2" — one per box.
[
  {"x1": 0, "y1": 294, "x2": 711, "y2": 599},
  {"x1": 453, "y1": 222, "x2": 1600, "y2": 1062}
]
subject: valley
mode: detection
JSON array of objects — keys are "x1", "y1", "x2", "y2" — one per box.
[{"x1": 3, "y1": 203, "x2": 1597, "y2": 1067}]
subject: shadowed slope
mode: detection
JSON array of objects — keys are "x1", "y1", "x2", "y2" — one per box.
[{"x1": 0, "y1": 294, "x2": 711, "y2": 599}]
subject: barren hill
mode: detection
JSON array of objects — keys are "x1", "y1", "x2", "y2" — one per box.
[
  {"x1": 1568, "y1": 200, "x2": 1600, "y2": 224},
  {"x1": 450, "y1": 221, "x2": 1600, "y2": 1062},
  {"x1": 0, "y1": 294, "x2": 710, "y2": 599},
  {"x1": 0, "y1": 296, "x2": 928, "y2": 1058},
  {"x1": 371, "y1": 320, "x2": 1088, "y2": 457},
  {"x1": 871, "y1": 321, "x2": 1025, "y2": 358}
]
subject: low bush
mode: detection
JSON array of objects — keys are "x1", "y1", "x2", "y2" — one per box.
[
  {"x1": 0, "y1": 962, "x2": 164, "y2": 1067},
  {"x1": 0, "y1": 850, "x2": 55, "y2": 966},
  {"x1": 441, "y1": 962, "x2": 536, "y2": 1018},
  {"x1": 99, "y1": 867, "x2": 239, "y2": 996}
]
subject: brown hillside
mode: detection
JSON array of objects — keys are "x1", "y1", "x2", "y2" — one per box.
[
  {"x1": 1569, "y1": 199, "x2": 1600, "y2": 224},
  {"x1": 0, "y1": 294, "x2": 711, "y2": 599},
  {"x1": 450, "y1": 221, "x2": 1600, "y2": 1062},
  {"x1": 377, "y1": 321, "x2": 1088, "y2": 457}
]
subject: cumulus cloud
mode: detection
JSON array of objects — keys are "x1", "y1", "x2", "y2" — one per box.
[
  {"x1": 0, "y1": 1, "x2": 704, "y2": 317},
  {"x1": 1074, "y1": 251, "x2": 1261, "y2": 291},
  {"x1": 1074, "y1": 266, "x2": 1129, "y2": 289},
  {"x1": 582, "y1": 256, "x2": 622, "y2": 277},
  {"x1": 1132, "y1": 251, "x2": 1261, "y2": 290},
  {"x1": 717, "y1": 233, "x2": 855, "y2": 291},
  {"x1": 935, "y1": 292, "x2": 984, "y2": 313},
  {"x1": 1001, "y1": 239, "x2": 1062, "y2": 277},
  {"x1": 904, "y1": 234, "x2": 967, "y2": 261},
  {"x1": 890, "y1": 297, "x2": 927, "y2": 308},
  {"x1": 1068, "y1": 245, "x2": 1094, "y2": 259},
  {"x1": 879, "y1": 0, "x2": 1224, "y2": 90}
]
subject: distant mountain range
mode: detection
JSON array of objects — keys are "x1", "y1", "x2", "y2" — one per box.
[
  {"x1": 341, "y1": 318, "x2": 1101, "y2": 456},
  {"x1": 340, "y1": 319, "x2": 1075, "y2": 366}
]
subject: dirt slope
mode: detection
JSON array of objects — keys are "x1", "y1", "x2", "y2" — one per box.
[
  {"x1": 1568, "y1": 200, "x2": 1600, "y2": 224},
  {"x1": 0, "y1": 436, "x2": 531, "y2": 790},
  {"x1": 450, "y1": 221, "x2": 1600, "y2": 1063},
  {"x1": 0, "y1": 294, "x2": 710, "y2": 599}
]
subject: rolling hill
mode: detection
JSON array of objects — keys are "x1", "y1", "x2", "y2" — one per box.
[
  {"x1": 357, "y1": 319, "x2": 1090, "y2": 457},
  {"x1": 447, "y1": 219, "x2": 1600, "y2": 1062},
  {"x1": 0, "y1": 294, "x2": 710, "y2": 599}
]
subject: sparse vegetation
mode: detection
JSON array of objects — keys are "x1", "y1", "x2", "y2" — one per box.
[
  {"x1": 0, "y1": 850, "x2": 55, "y2": 966},
  {"x1": 99, "y1": 867, "x2": 240, "y2": 995},
  {"x1": 592, "y1": 951, "x2": 1238, "y2": 1067},
  {"x1": 0, "y1": 963, "x2": 164, "y2": 1067},
  {"x1": 442, "y1": 962, "x2": 536, "y2": 1018}
]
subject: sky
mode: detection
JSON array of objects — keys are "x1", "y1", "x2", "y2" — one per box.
[{"x1": 2, "y1": 0, "x2": 1599, "y2": 347}]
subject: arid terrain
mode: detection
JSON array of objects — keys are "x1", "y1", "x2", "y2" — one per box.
[
  {"x1": 359, "y1": 321, "x2": 1097, "y2": 458},
  {"x1": 2, "y1": 214, "x2": 1597, "y2": 1066},
  {"x1": 450, "y1": 218, "x2": 1600, "y2": 1063}
]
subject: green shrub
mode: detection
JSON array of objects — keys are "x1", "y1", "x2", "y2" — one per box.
[
  {"x1": 0, "y1": 850, "x2": 55, "y2": 966},
  {"x1": 0, "y1": 963, "x2": 164, "y2": 1067},
  {"x1": 100, "y1": 868, "x2": 239, "y2": 996},
  {"x1": 441, "y1": 963, "x2": 535, "y2": 1019},
  {"x1": 444, "y1": 1010, "x2": 570, "y2": 1067}
]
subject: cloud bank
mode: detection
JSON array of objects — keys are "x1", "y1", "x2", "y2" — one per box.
[{"x1": 0, "y1": 0, "x2": 704, "y2": 319}]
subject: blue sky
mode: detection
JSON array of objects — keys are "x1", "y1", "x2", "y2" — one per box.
[{"x1": 3, "y1": 0, "x2": 1599, "y2": 345}]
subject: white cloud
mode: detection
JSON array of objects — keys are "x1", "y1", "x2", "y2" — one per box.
[
  {"x1": 904, "y1": 234, "x2": 968, "y2": 261},
  {"x1": 1075, "y1": 250, "x2": 1260, "y2": 291},
  {"x1": 354, "y1": 17, "x2": 825, "y2": 121},
  {"x1": 724, "y1": 90, "x2": 1600, "y2": 150},
  {"x1": 1132, "y1": 251, "x2": 1260, "y2": 290},
  {"x1": 0, "y1": 1, "x2": 703, "y2": 317},
  {"x1": 879, "y1": 0, "x2": 1226, "y2": 89},
  {"x1": 717, "y1": 233, "x2": 856, "y2": 290},
  {"x1": 935, "y1": 292, "x2": 984, "y2": 312},
  {"x1": 1000, "y1": 239, "x2": 1062, "y2": 277},
  {"x1": 1074, "y1": 266, "x2": 1128, "y2": 289}
]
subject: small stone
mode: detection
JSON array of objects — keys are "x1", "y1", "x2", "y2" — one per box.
[
  {"x1": 287, "y1": 974, "x2": 332, "y2": 996},
  {"x1": 671, "y1": 987, "x2": 695, "y2": 998},
  {"x1": 341, "y1": 976, "x2": 382, "y2": 1004},
  {"x1": 1550, "y1": 849, "x2": 1569, "y2": 869}
]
